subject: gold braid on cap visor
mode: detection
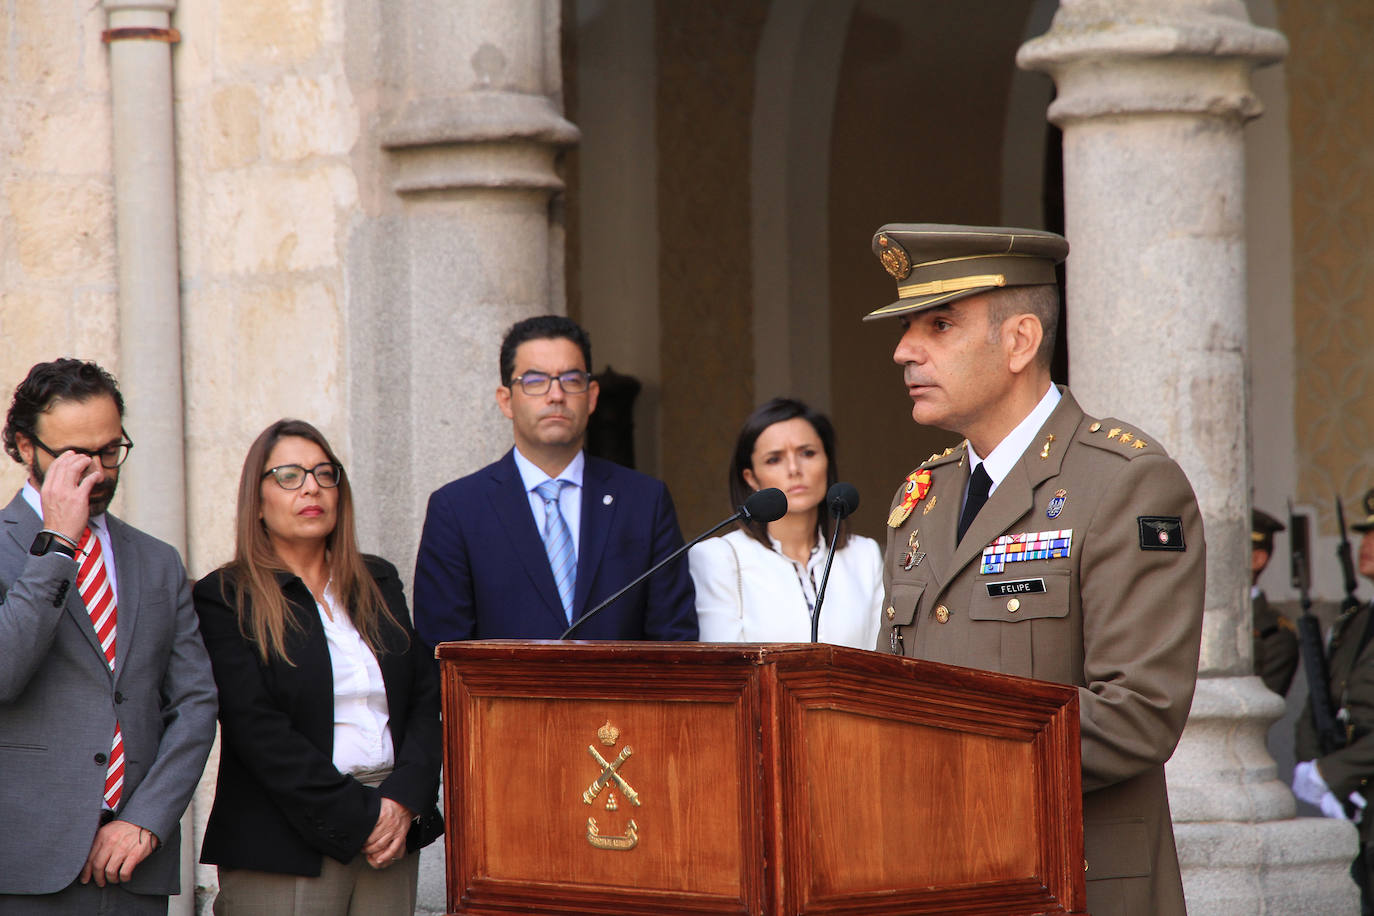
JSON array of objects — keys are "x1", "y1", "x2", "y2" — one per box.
[{"x1": 898, "y1": 273, "x2": 1006, "y2": 299}]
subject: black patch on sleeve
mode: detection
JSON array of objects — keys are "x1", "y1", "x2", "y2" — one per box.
[{"x1": 1138, "y1": 516, "x2": 1185, "y2": 551}]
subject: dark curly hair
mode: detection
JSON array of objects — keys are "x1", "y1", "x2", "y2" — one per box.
[{"x1": 3, "y1": 359, "x2": 125, "y2": 464}]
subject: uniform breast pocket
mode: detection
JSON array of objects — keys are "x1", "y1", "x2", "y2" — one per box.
[
  {"x1": 969, "y1": 568, "x2": 1071, "y2": 623},
  {"x1": 968, "y1": 568, "x2": 1072, "y2": 677},
  {"x1": 888, "y1": 581, "x2": 926, "y2": 627},
  {"x1": 884, "y1": 580, "x2": 926, "y2": 654}
]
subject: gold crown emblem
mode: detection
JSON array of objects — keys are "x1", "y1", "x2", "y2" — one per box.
[
  {"x1": 597, "y1": 721, "x2": 620, "y2": 746},
  {"x1": 877, "y1": 234, "x2": 912, "y2": 280}
]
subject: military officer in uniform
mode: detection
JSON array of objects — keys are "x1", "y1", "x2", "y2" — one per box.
[
  {"x1": 868, "y1": 224, "x2": 1206, "y2": 916},
  {"x1": 1294, "y1": 488, "x2": 1374, "y2": 913},
  {"x1": 1251, "y1": 508, "x2": 1299, "y2": 696}
]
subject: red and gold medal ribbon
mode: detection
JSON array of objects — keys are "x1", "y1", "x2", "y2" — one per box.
[{"x1": 887, "y1": 469, "x2": 932, "y2": 528}]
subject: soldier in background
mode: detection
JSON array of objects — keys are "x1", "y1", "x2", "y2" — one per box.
[
  {"x1": 1252, "y1": 508, "x2": 1299, "y2": 696},
  {"x1": 1293, "y1": 488, "x2": 1374, "y2": 913}
]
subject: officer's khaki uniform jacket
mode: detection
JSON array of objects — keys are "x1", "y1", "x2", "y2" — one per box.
[
  {"x1": 1297, "y1": 600, "x2": 1374, "y2": 844},
  {"x1": 881, "y1": 388, "x2": 1205, "y2": 916},
  {"x1": 1253, "y1": 591, "x2": 1299, "y2": 697}
]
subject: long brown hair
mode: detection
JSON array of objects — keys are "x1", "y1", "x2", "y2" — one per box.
[{"x1": 223, "y1": 419, "x2": 399, "y2": 664}]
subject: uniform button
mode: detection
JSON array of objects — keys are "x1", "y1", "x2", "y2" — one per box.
[
  {"x1": 94, "y1": 753, "x2": 107, "y2": 764},
  {"x1": 935, "y1": 605, "x2": 950, "y2": 623},
  {"x1": 1007, "y1": 598, "x2": 1020, "y2": 613},
  {"x1": 885, "y1": 606, "x2": 895, "y2": 621},
  {"x1": 114, "y1": 692, "x2": 125, "y2": 704}
]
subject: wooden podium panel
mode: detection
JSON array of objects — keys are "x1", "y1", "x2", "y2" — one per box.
[{"x1": 437, "y1": 642, "x2": 1086, "y2": 916}]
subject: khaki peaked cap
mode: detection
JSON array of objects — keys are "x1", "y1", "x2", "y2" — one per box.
[
  {"x1": 1252, "y1": 508, "x2": 1285, "y2": 546},
  {"x1": 865, "y1": 223, "x2": 1069, "y2": 320}
]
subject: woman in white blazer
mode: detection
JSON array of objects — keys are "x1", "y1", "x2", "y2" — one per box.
[{"x1": 689, "y1": 398, "x2": 883, "y2": 648}]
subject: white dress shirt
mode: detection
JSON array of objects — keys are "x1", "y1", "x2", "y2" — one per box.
[
  {"x1": 688, "y1": 528, "x2": 884, "y2": 649},
  {"x1": 316, "y1": 584, "x2": 395, "y2": 775},
  {"x1": 513, "y1": 447, "x2": 585, "y2": 555},
  {"x1": 22, "y1": 482, "x2": 117, "y2": 600},
  {"x1": 965, "y1": 383, "x2": 1062, "y2": 498}
]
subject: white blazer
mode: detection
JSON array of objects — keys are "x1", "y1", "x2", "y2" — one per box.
[{"x1": 688, "y1": 528, "x2": 883, "y2": 649}]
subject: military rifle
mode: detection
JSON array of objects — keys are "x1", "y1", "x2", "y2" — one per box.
[
  {"x1": 1289, "y1": 502, "x2": 1345, "y2": 755},
  {"x1": 1337, "y1": 496, "x2": 1361, "y2": 615}
]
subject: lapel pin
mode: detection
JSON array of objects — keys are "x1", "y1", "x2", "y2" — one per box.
[{"x1": 1039, "y1": 434, "x2": 1055, "y2": 460}]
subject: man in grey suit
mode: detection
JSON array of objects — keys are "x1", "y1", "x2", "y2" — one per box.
[{"x1": 0, "y1": 359, "x2": 217, "y2": 913}]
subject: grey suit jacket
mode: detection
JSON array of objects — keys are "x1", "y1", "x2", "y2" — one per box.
[{"x1": 0, "y1": 492, "x2": 217, "y2": 896}]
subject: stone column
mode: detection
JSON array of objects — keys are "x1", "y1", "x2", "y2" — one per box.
[
  {"x1": 347, "y1": 2, "x2": 577, "y2": 910},
  {"x1": 349, "y1": 0, "x2": 579, "y2": 568},
  {"x1": 1019, "y1": 3, "x2": 1358, "y2": 912},
  {"x1": 103, "y1": 4, "x2": 196, "y2": 914}
]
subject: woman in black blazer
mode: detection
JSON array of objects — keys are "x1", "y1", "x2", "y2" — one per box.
[{"x1": 193, "y1": 419, "x2": 442, "y2": 914}]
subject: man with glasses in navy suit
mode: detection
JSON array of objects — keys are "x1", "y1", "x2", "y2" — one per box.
[{"x1": 414, "y1": 315, "x2": 697, "y2": 646}]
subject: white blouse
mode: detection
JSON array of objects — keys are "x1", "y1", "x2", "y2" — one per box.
[
  {"x1": 688, "y1": 528, "x2": 884, "y2": 649},
  {"x1": 317, "y1": 586, "x2": 395, "y2": 775}
]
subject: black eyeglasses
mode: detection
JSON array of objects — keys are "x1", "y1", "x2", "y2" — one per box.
[
  {"x1": 510, "y1": 370, "x2": 591, "y2": 396},
  {"x1": 29, "y1": 429, "x2": 134, "y2": 469},
  {"x1": 262, "y1": 462, "x2": 343, "y2": 490}
]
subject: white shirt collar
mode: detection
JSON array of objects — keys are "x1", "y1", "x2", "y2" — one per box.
[
  {"x1": 967, "y1": 384, "x2": 1062, "y2": 495},
  {"x1": 21, "y1": 481, "x2": 109, "y2": 535},
  {"x1": 512, "y1": 447, "x2": 585, "y2": 493}
]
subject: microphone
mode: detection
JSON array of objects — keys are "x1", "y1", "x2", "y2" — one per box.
[
  {"x1": 561, "y1": 487, "x2": 788, "y2": 639},
  {"x1": 811, "y1": 482, "x2": 859, "y2": 643}
]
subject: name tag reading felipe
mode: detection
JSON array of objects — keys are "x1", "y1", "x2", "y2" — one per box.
[{"x1": 984, "y1": 578, "x2": 1046, "y2": 597}]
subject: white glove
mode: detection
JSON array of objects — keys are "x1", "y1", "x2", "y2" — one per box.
[
  {"x1": 1320, "y1": 792, "x2": 1352, "y2": 821},
  {"x1": 1292, "y1": 760, "x2": 1330, "y2": 807},
  {"x1": 1350, "y1": 791, "x2": 1367, "y2": 825}
]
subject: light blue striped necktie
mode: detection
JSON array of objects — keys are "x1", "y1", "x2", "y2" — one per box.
[{"x1": 535, "y1": 479, "x2": 576, "y2": 622}]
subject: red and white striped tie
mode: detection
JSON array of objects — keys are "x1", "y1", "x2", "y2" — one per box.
[{"x1": 77, "y1": 527, "x2": 123, "y2": 810}]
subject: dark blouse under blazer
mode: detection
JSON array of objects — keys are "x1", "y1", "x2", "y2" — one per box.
[{"x1": 193, "y1": 556, "x2": 441, "y2": 875}]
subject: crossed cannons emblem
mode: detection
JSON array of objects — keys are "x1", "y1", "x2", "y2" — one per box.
[
  {"x1": 582, "y1": 723, "x2": 642, "y2": 851},
  {"x1": 583, "y1": 744, "x2": 640, "y2": 807}
]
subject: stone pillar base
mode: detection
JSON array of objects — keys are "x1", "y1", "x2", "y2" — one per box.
[
  {"x1": 1167, "y1": 675, "x2": 1361, "y2": 913},
  {"x1": 1177, "y1": 818, "x2": 1359, "y2": 915}
]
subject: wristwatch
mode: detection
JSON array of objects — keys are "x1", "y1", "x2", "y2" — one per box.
[{"x1": 30, "y1": 529, "x2": 78, "y2": 560}]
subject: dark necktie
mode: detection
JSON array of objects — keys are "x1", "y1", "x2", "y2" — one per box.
[{"x1": 957, "y1": 463, "x2": 993, "y2": 544}]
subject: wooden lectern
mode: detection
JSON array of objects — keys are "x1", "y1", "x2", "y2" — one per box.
[{"x1": 436, "y1": 641, "x2": 1086, "y2": 916}]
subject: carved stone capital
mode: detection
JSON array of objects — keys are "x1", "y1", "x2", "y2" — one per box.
[
  {"x1": 382, "y1": 91, "x2": 580, "y2": 195},
  {"x1": 1018, "y1": 1, "x2": 1287, "y2": 124}
]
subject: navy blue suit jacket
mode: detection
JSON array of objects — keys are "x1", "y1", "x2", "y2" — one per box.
[{"x1": 413, "y1": 450, "x2": 698, "y2": 645}]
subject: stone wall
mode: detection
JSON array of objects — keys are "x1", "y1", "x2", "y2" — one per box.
[
  {"x1": 1281, "y1": 0, "x2": 1374, "y2": 529},
  {"x1": 174, "y1": 0, "x2": 360, "y2": 579},
  {"x1": 0, "y1": 1, "x2": 120, "y2": 493}
]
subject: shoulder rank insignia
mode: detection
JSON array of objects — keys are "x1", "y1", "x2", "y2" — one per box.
[{"x1": 888, "y1": 469, "x2": 932, "y2": 528}]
